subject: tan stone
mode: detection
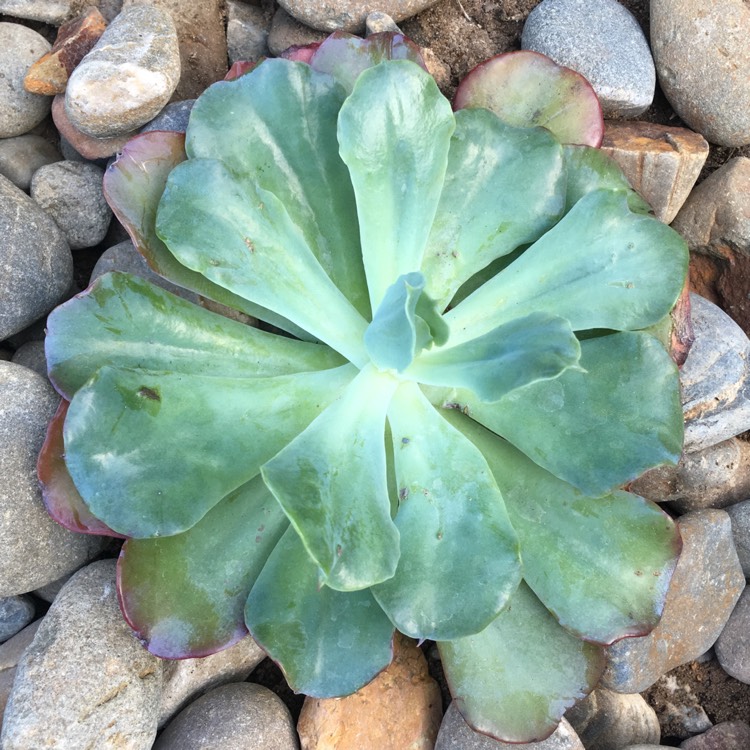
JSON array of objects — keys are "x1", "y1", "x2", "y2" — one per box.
[
  {"x1": 24, "y1": 7, "x2": 107, "y2": 96},
  {"x1": 600, "y1": 120, "x2": 708, "y2": 224},
  {"x1": 297, "y1": 632, "x2": 442, "y2": 750}
]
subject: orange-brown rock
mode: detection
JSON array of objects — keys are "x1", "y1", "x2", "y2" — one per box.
[
  {"x1": 23, "y1": 7, "x2": 107, "y2": 96},
  {"x1": 600, "y1": 120, "x2": 708, "y2": 224},
  {"x1": 297, "y1": 632, "x2": 443, "y2": 750}
]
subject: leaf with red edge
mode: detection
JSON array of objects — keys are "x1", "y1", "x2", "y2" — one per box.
[
  {"x1": 307, "y1": 31, "x2": 427, "y2": 94},
  {"x1": 118, "y1": 474, "x2": 288, "y2": 658},
  {"x1": 38, "y1": 400, "x2": 124, "y2": 538},
  {"x1": 225, "y1": 60, "x2": 262, "y2": 80},
  {"x1": 102, "y1": 131, "x2": 306, "y2": 337},
  {"x1": 454, "y1": 50, "x2": 604, "y2": 147},
  {"x1": 279, "y1": 42, "x2": 321, "y2": 64}
]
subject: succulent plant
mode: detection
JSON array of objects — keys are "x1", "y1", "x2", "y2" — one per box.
[{"x1": 41, "y1": 33, "x2": 688, "y2": 742}]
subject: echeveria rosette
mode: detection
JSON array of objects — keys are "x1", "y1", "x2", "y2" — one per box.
[{"x1": 41, "y1": 44, "x2": 688, "y2": 744}]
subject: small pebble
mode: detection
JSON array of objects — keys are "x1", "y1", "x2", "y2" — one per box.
[
  {"x1": 30, "y1": 160, "x2": 111, "y2": 250},
  {"x1": 566, "y1": 689, "x2": 660, "y2": 750},
  {"x1": 600, "y1": 121, "x2": 708, "y2": 223},
  {"x1": 601, "y1": 509, "x2": 746, "y2": 693},
  {"x1": 24, "y1": 7, "x2": 108, "y2": 96},
  {"x1": 10, "y1": 341, "x2": 47, "y2": 379},
  {"x1": 227, "y1": 0, "x2": 270, "y2": 65},
  {"x1": 629, "y1": 438, "x2": 750, "y2": 513},
  {"x1": 65, "y1": 4, "x2": 181, "y2": 138},
  {"x1": 715, "y1": 587, "x2": 750, "y2": 683},
  {"x1": 158, "y1": 635, "x2": 266, "y2": 728},
  {"x1": 643, "y1": 668, "x2": 713, "y2": 739},
  {"x1": 0, "y1": 597, "x2": 35, "y2": 643},
  {"x1": 154, "y1": 683, "x2": 298, "y2": 750},
  {"x1": 267, "y1": 7, "x2": 328, "y2": 58},
  {"x1": 366, "y1": 11, "x2": 402, "y2": 35},
  {"x1": 278, "y1": 0, "x2": 441, "y2": 33},
  {"x1": 0, "y1": 361, "x2": 105, "y2": 597},
  {"x1": 0, "y1": 23, "x2": 51, "y2": 138},
  {"x1": 298, "y1": 632, "x2": 442, "y2": 750},
  {"x1": 52, "y1": 93, "x2": 134, "y2": 160},
  {"x1": 680, "y1": 294, "x2": 750, "y2": 453},
  {"x1": 0, "y1": 135, "x2": 61, "y2": 192},
  {"x1": 680, "y1": 721, "x2": 750, "y2": 749},
  {"x1": 522, "y1": 0, "x2": 655, "y2": 117},
  {"x1": 0, "y1": 173, "x2": 72, "y2": 340},
  {"x1": 140, "y1": 100, "x2": 195, "y2": 134},
  {"x1": 726, "y1": 500, "x2": 750, "y2": 577},
  {"x1": 651, "y1": 0, "x2": 750, "y2": 146},
  {"x1": 435, "y1": 705, "x2": 584, "y2": 750},
  {"x1": 1, "y1": 560, "x2": 162, "y2": 749}
]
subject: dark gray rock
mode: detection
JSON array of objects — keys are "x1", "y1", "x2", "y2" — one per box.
[
  {"x1": 154, "y1": 682, "x2": 298, "y2": 750},
  {"x1": 0, "y1": 135, "x2": 61, "y2": 192},
  {"x1": 65, "y1": 4, "x2": 181, "y2": 138},
  {"x1": 680, "y1": 721, "x2": 750, "y2": 749},
  {"x1": 435, "y1": 703, "x2": 584, "y2": 749},
  {"x1": 565, "y1": 689, "x2": 660, "y2": 750},
  {"x1": 0, "y1": 173, "x2": 72, "y2": 341},
  {"x1": 0, "y1": 361, "x2": 105, "y2": 596},
  {"x1": 30, "y1": 160, "x2": 111, "y2": 250},
  {"x1": 0, "y1": 597, "x2": 35, "y2": 643},
  {"x1": 10, "y1": 341, "x2": 47, "y2": 379},
  {"x1": 267, "y1": 7, "x2": 328, "y2": 57},
  {"x1": 141, "y1": 100, "x2": 196, "y2": 134},
  {"x1": 0, "y1": 23, "x2": 51, "y2": 138},
  {"x1": 726, "y1": 500, "x2": 750, "y2": 577},
  {"x1": 521, "y1": 0, "x2": 655, "y2": 117},
  {"x1": 715, "y1": 587, "x2": 750, "y2": 683},
  {"x1": 680, "y1": 294, "x2": 750, "y2": 452},
  {"x1": 601, "y1": 510, "x2": 745, "y2": 693},
  {"x1": 0, "y1": 560, "x2": 162, "y2": 749},
  {"x1": 227, "y1": 0, "x2": 270, "y2": 65}
]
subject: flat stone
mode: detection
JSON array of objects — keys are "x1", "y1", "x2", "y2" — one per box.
[
  {"x1": 521, "y1": 0, "x2": 655, "y2": 117},
  {"x1": 0, "y1": 134, "x2": 61, "y2": 192},
  {"x1": 10, "y1": 341, "x2": 47, "y2": 379},
  {"x1": 565, "y1": 689, "x2": 660, "y2": 750},
  {"x1": 158, "y1": 635, "x2": 266, "y2": 727},
  {"x1": 52, "y1": 93, "x2": 134, "y2": 160},
  {"x1": 90, "y1": 240, "x2": 201, "y2": 303},
  {"x1": 140, "y1": 99, "x2": 195, "y2": 134},
  {"x1": 65, "y1": 4, "x2": 181, "y2": 138},
  {"x1": 726, "y1": 500, "x2": 750, "y2": 577},
  {"x1": 0, "y1": 0, "x2": 87, "y2": 25},
  {"x1": 30, "y1": 160, "x2": 111, "y2": 250},
  {"x1": 651, "y1": 0, "x2": 750, "y2": 146},
  {"x1": 227, "y1": 0, "x2": 271, "y2": 65},
  {"x1": 629, "y1": 438, "x2": 750, "y2": 513},
  {"x1": 24, "y1": 7, "x2": 108, "y2": 96},
  {"x1": 600, "y1": 121, "x2": 708, "y2": 223},
  {"x1": 436, "y1": 705, "x2": 584, "y2": 750},
  {"x1": 0, "y1": 362, "x2": 105, "y2": 596},
  {"x1": 600, "y1": 510, "x2": 746, "y2": 693},
  {"x1": 298, "y1": 632, "x2": 442, "y2": 750},
  {"x1": 154, "y1": 682, "x2": 297, "y2": 750},
  {"x1": 0, "y1": 597, "x2": 35, "y2": 643},
  {"x1": 0, "y1": 23, "x2": 51, "y2": 138},
  {"x1": 278, "y1": 0, "x2": 441, "y2": 33},
  {"x1": 267, "y1": 7, "x2": 328, "y2": 57},
  {"x1": 715, "y1": 587, "x2": 750, "y2": 683},
  {"x1": 0, "y1": 560, "x2": 162, "y2": 749},
  {"x1": 680, "y1": 294, "x2": 750, "y2": 452},
  {"x1": 123, "y1": 0, "x2": 227, "y2": 101},
  {"x1": 680, "y1": 721, "x2": 750, "y2": 749},
  {"x1": 0, "y1": 174, "x2": 72, "y2": 340}
]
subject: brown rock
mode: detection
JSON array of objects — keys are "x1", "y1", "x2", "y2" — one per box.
[
  {"x1": 297, "y1": 632, "x2": 442, "y2": 750},
  {"x1": 24, "y1": 7, "x2": 107, "y2": 96},
  {"x1": 51, "y1": 93, "x2": 134, "y2": 160},
  {"x1": 600, "y1": 510, "x2": 746, "y2": 693},
  {"x1": 600, "y1": 120, "x2": 708, "y2": 224},
  {"x1": 123, "y1": 0, "x2": 228, "y2": 100}
]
